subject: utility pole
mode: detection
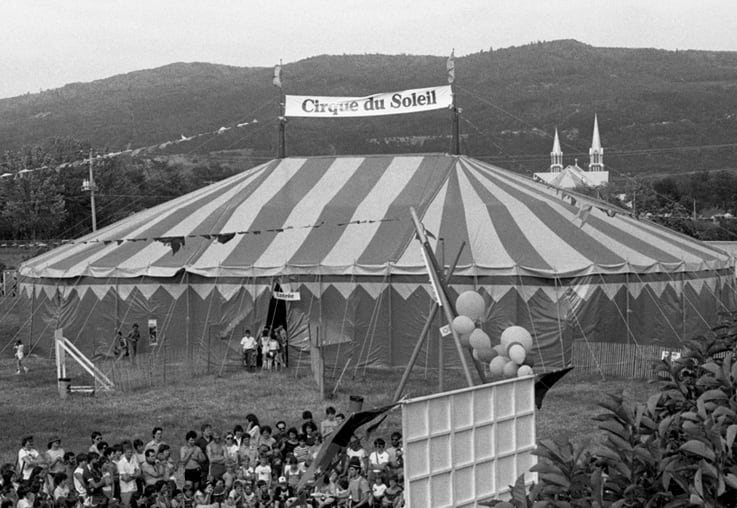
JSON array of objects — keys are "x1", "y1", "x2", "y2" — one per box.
[{"x1": 82, "y1": 149, "x2": 97, "y2": 232}]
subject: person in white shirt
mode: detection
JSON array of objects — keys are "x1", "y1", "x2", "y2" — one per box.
[
  {"x1": 17, "y1": 436, "x2": 41, "y2": 481},
  {"x1": 368, "y1": 438, "x2": 390, "y2": 483},
  {"x1": 73, "y1": 454, "x2": 89, "y2": 503},
  {"x1": 117, "y1": 443, "x2": 140, "y2": 507},
  {"x1": 240, "y1": 329, "x2": 258, "y2": 370}
]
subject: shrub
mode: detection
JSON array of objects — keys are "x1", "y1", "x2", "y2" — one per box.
[{"x1": 497, "y1": 314, "x2": 737, "y2": 507}]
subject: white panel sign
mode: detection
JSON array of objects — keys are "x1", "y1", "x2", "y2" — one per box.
[{"x1": 401, "y1": 377, "x2": 537, "y2": 507}]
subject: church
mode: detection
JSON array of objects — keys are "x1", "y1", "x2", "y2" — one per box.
[{"x1": 533, "y1": 115, "x2": 610, "y2": 189}]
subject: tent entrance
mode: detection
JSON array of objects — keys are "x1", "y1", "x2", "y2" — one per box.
[{"x1": 263, "y1": 282, "x2": 289, "y2": 366}]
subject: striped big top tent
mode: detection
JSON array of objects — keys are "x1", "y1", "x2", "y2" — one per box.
[{"x1": 18, "y1": 154, "x2": 736, "y2": 371}]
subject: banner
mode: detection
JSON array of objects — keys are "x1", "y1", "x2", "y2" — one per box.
[
  {"x1": 284, "y1": 85, "x2": 452, "y2": 118},
  {"x1": 274, "y1": 290, "x2": 301, "y2": 301}
]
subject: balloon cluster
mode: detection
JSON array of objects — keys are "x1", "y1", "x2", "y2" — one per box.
[
  {"x1": 489, "y1": 326, "x2": 535, "y2": 379},
  {"x1": 451, "y1": 290, "x2": 535, "y2": 379}
]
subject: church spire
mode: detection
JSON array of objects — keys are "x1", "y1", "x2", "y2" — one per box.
[
  {"x1": 588, "y1": 114, "x2": 604, "y2": 171},
  {"x1": 550, "y1": 128, "x2": 563, "y2": 172}
]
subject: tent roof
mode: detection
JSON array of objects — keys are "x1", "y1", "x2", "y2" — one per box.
[{"x1": 20, "y1": 154, "x2": 730, "y2": 279}]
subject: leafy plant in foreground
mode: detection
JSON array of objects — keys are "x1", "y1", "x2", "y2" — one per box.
[{"x1": 492, "y1": 315, "x2": 737, "y2": 507}]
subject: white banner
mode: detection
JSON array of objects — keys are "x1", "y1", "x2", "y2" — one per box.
[
  {"x1": 274, "y1": 290, "x2": 301, "y2": 301},
  {"x1": 284, "y1": 85, "x2": 453, "y2": 118}
]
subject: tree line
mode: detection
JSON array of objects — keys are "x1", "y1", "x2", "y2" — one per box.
[
  {"x1": 3, "y1": 137, "x2": 737, "y2": 244},
  {"x1": 0, "y1": 138, "x2": 241, "y2": 242}
]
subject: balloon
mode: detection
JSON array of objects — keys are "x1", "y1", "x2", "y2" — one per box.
[
  {"x1": 493, "y1": 344, "x2": 506, "y2": 356},
  {"x1": 517, "y1": 365, "x2": 534, "y2": 377},
  {"x1": 456, "y1": 291, "x2": 485, "y2": 321},
  {"x1": 501, "y1": 325, "x2": 533, "y2": 351},
  {"x1": 503, "y1": 360, "x2": 519, "y2": 378},
  {"x1": 523, "y1": 355, "x2": 535, "y2": 367},
  {"x1": 459, "y1": 332, "x2": 471, "y2": 348},
  {"x1": 452, "y1": 315, "x2": 475, "y2": 335},
  {"x1": 469, "y1": 328, "x2": 491, "y2": 350},
  {"x1": 473, "y1": 347, "x2": 497, "y2": 363},
  {"x1": 489, "y1": 356, "x2": 507, "y2": 377},
  {"x1": 508, "y1": 343, "x2": 527, "y2": 364}
]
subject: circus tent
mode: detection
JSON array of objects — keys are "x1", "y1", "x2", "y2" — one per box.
[{"x1": 17, "y1": 154, "x2": 735, "y2": 370}]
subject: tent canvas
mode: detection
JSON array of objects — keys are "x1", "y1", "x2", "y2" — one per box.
[{"x1": 18, "y1": 154, "x2": 736, "y2": 371}]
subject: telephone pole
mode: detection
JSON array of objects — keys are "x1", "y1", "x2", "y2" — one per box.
[{"x1": 82, "y1": 149, "x2": 97, "y2": 232}]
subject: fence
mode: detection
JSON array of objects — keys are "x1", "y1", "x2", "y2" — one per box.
[{"x1": 570, "y1": 340, "x2": 681, "y2": 379}]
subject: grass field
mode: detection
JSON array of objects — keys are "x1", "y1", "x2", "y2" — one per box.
[{"x1": 0, "y1": 352, "x2": 657, "y2": 467}]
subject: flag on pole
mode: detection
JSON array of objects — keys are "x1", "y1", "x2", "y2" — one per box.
[
  {"x1": 577, "y1": 204, "x2": 593, "y2": 228},
  {"x1": 272, "y1": 64, "x2": 282, "y2": 88},
  {"x1": 447, "y1": 49, "x2": 455, "y2": 84}
]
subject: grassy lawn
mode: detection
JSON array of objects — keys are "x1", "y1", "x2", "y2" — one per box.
[{"x1": 0, "y1": 351, "x2": 658, "y2": 466}]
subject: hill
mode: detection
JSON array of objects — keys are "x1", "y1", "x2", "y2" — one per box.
[{"x1": 2, "y1": 40, "x2": 737, "y2": 175}]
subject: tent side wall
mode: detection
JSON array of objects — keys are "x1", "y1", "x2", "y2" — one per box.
[{"x1": 17, "y1": 269, "x2": 735, "y2": 378}]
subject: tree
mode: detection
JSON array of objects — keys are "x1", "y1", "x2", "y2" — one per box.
[{"x1": 0, "y1": 171, "x2": 66, "y2": 240}]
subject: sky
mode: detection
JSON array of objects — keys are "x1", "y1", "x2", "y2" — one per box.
[{"x1": 1, "y1": 0, "x2": 737, "y2": 99}]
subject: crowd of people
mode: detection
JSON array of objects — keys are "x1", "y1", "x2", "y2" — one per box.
[{"x1": 0, "y1": 408, "x2": 404, "y2": 508}]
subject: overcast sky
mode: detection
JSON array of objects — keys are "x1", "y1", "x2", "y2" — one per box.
[{"x1": 1, "y1": 0, "x2": 736, "y2": 99}]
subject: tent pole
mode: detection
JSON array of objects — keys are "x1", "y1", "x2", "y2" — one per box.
[
  {"x1": 186, "y1": 272, "x2": 191, "y2": 368},
  {"x1": 392, "y1": 239, "x2": 468, "y2": 402},
  {"x1": 438, "y1": 238, "x2": 445, "y2": 393},
  {"x1": 392, "y1": 304, "x2": 440, "y2": 403}
]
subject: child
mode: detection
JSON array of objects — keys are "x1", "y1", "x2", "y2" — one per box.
[
  {"x1": 320, "y1": 406, "x2": 339, "y2": 437},
  {"x1": 52, "y1": 472, "x2": 74, "y2": 508},
  {"x1": 225, "y1": 481, "x2": 244, "y2": 508},
  {"x1": 242, "y1": 481, "x2": 257, "y2": 508},
  {"x1": 222, "y1": 461, "x2": 236, "y2": 490},
  {"x1": 267, "y1": 334, "x2": 281, "y2": 370},
  {"x1": 256, "y1": 480, "x2": 271, "y2": 507},
  {"x1": 272, "y1": 476, "x2": 294, "y2": 507},
  {"x1": 211, "y1": 478, "x2": 226, "y2": 506},
  {"x1": 14, "y1": 340, "x2": 28, "y2": 374},
  {"x1": 194, "y1": 481, "x2": 213, "y2": 508},
  {"x1": 292, "y1": 435, "x2": 310, "y2": 467},
  {"x1": 282, "y1": 457, "x2": 303, "y2": 489},
  {"x1": 382, "y1": 475, "x2": 402, "y2": 507},
  {"x1": 181, "y1": 483, "x2": 195, "y2": 508},
  {"x1": 260, "y1": 330, "x2": 271, "y2": 370},
  {"x1": 253, "y1": 456, "x2": 272, "y2": 488},
  {"x1": 371, "y1": 474, "x2": 387, "y2": 507}
]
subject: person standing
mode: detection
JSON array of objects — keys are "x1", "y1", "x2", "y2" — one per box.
[
  {"x1": 17, "y1": 436, "x2": 41, "y2": 481},
  {"x1": 180, "y1": 431, "x2": 206, "y2": 490},
  {"x1": 126, "y1": 324, "x2": 140, "y2": 362},
  {"x1": 14, "y1": 340, "x2": 28, "y2": 374},
  {"x1": 346, "y1": 458, "x2": 370, "y2": 507},
  {"x1": 239, "y1": 329, "x2": 257, "y2": 371},
  {"x1": 117, "y1": 443, "x2": 140, "y2": 508}
]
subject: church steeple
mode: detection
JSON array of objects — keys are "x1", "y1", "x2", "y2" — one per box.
[
  {"x1": 550, "y1": 128, "x2": 563, "y2": 172},
  {"x1": 588, "y1": 114, "x2": 604, "y2": 172}
]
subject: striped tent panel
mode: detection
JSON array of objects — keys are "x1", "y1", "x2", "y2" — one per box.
[{"x1": 19, "y1": 154, "x2": 732, "y2": 279}]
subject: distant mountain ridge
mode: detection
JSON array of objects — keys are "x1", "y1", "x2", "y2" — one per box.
[{"x1": 2, "y1": 39, "x2": 737, "y2": 175}]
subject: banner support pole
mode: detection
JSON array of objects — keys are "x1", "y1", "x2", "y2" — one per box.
[{"x1": 410, "y1": 207, "x2": 474, "y2": 387}]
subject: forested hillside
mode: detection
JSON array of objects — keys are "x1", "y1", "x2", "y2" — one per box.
[
  {"x1": 3, "y1": 40, "x2": 737, "y2": 243},
  {"x1": 2, "y1": 40, "x2": 737, "y2": 174}
]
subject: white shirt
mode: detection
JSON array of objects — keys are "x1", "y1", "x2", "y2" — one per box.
[
  {"x1": 18, "y1": 447, "x2": 39, "y2": 480},
  {"x1": 240, "y1": 335, "x2": 257, "y2": 350},
  {"x1": 254, "y1": 464, "x2": 271, "y2": 484},
  {"x1": 73, "y1": 465, "x2": 87, "y2": 496},
  {"x1": 117, "y1": 455, "x2": 140, "y2": 493}
]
